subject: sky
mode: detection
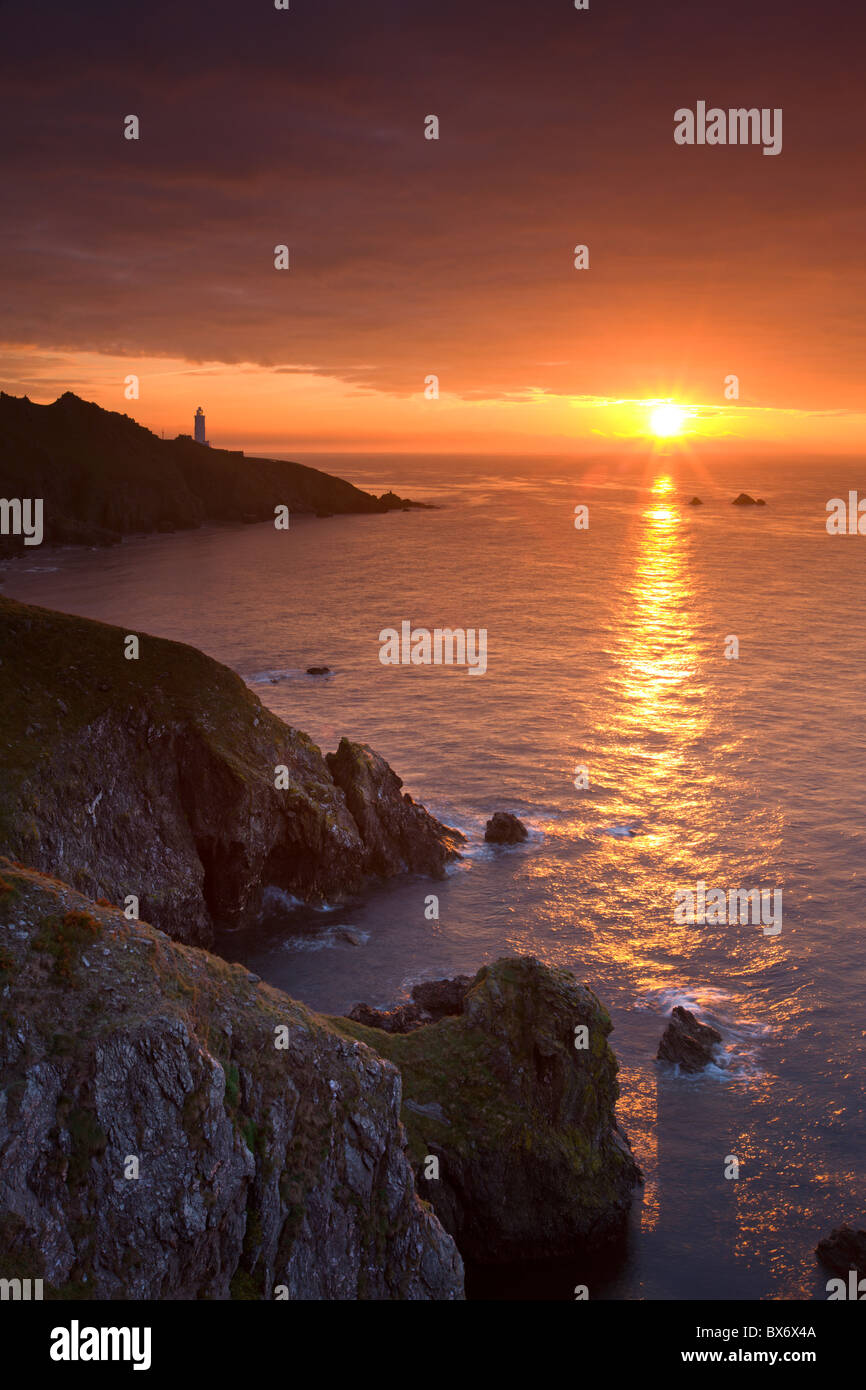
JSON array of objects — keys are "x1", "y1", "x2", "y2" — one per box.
[{"x1": 1, "y1": 0, "x2": 865, "y2": 453}]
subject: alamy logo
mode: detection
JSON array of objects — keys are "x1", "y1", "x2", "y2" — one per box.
[
  {"x1": 378, "y1": 621, "x2": 487, "y2": 675},
  {"x1": 49, "y1": 1320, "x2": 152, "y2": 1371},
  {"x1": 0, "y1": 1277, "x2": 43, "y2": 1300},
  {"x1": 674, "y1": 881, "x2": 782, "y2": 935},
  {"x1": 0, "y1": 497, "x2": 43, "y2": 545},
  {"x1": 826, "y1": 1271, "x2": 866, "y2": 1300},
  {"x1": 826, "y1": 492, "x2": 866, "y2": 534},
  {"x1": 674, "y1": 103, "x2": 782, "y2": 156}
]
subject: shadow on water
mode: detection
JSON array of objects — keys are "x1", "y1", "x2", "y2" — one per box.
[{"x1": 464, "y1": 1226, "x2": 635, "y2": 1301}]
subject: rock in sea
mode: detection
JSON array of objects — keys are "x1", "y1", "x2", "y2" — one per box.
[
  {"x1": 816, "y1": 1225, "x2": 866, "y2": 1278},
  {"x1": 484, "y1": 811, "x2": 529, "y2": 844},
  {"x1": 656, "y1": 1005, "x2": 722, "y2": 1073}
]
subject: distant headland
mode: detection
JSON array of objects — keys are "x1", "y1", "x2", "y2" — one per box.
[{"x1": 0, "y1": 391, "x2": 429, "y2": 554}]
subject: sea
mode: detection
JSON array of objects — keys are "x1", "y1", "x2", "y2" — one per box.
[{"x1": 4, "y1": 450, "x2": 865, "y2": 1301}]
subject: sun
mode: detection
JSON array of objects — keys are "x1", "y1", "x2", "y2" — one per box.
[{"x1": 649, "y1": 403, "x2": 688, "y2": 438}]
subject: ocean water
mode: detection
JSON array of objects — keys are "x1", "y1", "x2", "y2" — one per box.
[{"x1": 4, "y1": 452, "x2": 865, "y2": 1301}]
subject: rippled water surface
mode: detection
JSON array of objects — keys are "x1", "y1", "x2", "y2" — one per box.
[{"x1": 5, "y1": 452, "x2": 865, "y2": 1300}]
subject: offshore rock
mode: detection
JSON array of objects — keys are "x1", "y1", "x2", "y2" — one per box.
[
  {"x1": 731, "y1": 492, "x2": 767, "y2": 506},
  {"x1": 816, "y1": 1225, "x2": 866, "y2": 1278},
  {"x1": 656, "y1": 1006, "x2": 722, "y2": 1073},
  {"x1": 0, "y1": 597, "x2": 461, "y2": 947},
  {"x1": 484, "y1": 811, "x2": 528, "y2": 844},
  {"x1": 0, "y1": 862, "x2": 463, "y2": 1300},
  {"x1": 337, "y1": 957, "x2": 640, "y2": 1264}
]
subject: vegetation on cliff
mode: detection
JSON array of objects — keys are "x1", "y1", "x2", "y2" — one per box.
[
  {"x1": 333, "y1": 957, "x2": 641, "y2": 1263},
  {"x1": 0, "y1": 860, "x2": 464, "y2": 1299},
  {"x1": 0, "y1": 596, "x2": 462, "y2": 945}
]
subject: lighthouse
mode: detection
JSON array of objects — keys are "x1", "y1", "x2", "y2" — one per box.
[{"x1": 194, "y1": 406, "x2": 210, "y2": 447}]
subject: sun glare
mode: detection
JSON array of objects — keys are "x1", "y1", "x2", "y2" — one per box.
[{"x1": 649, "y1": 403, "x2": 688, "y2": 438}]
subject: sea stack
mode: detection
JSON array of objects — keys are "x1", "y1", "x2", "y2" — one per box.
[
  {"x1": 657, "y1": 1006, "x2": 722, "y2": 1073},
  {"x1": 484, "y1": 811, "x2": 529, "y2": 844},
  {"x1": 338, "y1": 958, "x2": 641, "y2": 1263}
]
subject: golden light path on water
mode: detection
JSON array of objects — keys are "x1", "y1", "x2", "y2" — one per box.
[
  {"x1": 500, "y1": 473, "x2": 798, "y2": 1275},
  {"x1": 588, "y1": 477, "x2": 783, "y2": 1249},
  {"x1": 605, "y1": 479, "x2": 707, "y2": 1234}
]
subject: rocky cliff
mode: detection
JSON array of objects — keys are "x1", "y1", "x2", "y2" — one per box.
[
  {"x1": 335, "y1": 957, "x2": 640, "y2": 1264},
  {"x1": 0, "y1": 391, "x2": 426, "y2": 553},
  {"x1": 0, "y1": 861, "x2": 464, "y2": 1299},
  {"x1": 0, "y1": 596, "x2": 463, "y2": 947},
  {"x1": 0, "y1": 865, "x2": 639, "y2": 1295}
]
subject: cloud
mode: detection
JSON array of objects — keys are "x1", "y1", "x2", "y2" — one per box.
[{"x1": 1, "y1": 0, "x2": 864, "y2": 422}]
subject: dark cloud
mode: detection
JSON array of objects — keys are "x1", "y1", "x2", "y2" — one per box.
[{"x1": 1, "y1": 0, "x2": 865, "y2": 407}]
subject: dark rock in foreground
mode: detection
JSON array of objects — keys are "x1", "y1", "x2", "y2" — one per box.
[
  {"x1": 338, "y1": 957, "x2": 641, "y2": 1264},
  {"x1": 0, "y1": 597, "x2": 461, "y2": 947},
  {"x1": 732, "y1": 492, "x2": 767, "y2": 506},
  {"x1": 657, "y1": 1006, "x2": 722, "y2": 1073},
  {"x1": 0, "y1": 862, "x2": 464, "y2": 1300},
  {"x1": 349, "y1": 1001, "x2": 426, "y2": 1033},
  {"x1": 484, "y1": 811, "x2": 529, "y2": 844},
  {"x1": 816, "y1": 1225, "x2": 866, "y2": 1278},
  {"x1": 306, "y1": 665, "x2": 330, "y2": 675},
  {"x1": 348, "y1": 975, "x2": 472, "y2": 1033}
]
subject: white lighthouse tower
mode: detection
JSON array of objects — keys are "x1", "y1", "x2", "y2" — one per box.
[{"x1": 194, "y1": 406, "x2": 210, "y2": 447}]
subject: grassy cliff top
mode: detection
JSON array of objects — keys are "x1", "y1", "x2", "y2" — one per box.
[{"x1": 0, "y1": 593, "x2": 319, "y2": 786}]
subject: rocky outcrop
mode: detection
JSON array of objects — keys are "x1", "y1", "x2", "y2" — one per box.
[
  {"x1": 656, "y1": 1006, "x2": 722, "y2": 1073},
  {"x1": 0, "y1": 597, "x2": 461, "y2": 947},
  {"x1": 484, "y1": 811, "x2": 528, "y2": 844},
  {"x1": 688, "y1": 496, "x2": 703, "y2": 505},
  {"x1": 348, "y1": 976, "x2": 472, "y2": 1034},
  {"x1": 326, "y1": 739, "x2": 464, "y2": 879},
  {"x1": 816, "y1": 1225, "x2": 866, "y2": 1278},
  {"x1": 732, "y1": 492, "x2": 767, "y2": 506},
  {"x1": 0, "y1": 391, "x2": 428, "y2": 555},
  {"x1": 0, "y1": 862, "x2": 463, "y2": 1300},
  {"x1": 337, "y1": 957, "x2": 640, "y2": 1264}
]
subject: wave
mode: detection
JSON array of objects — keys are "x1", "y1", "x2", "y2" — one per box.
[
  {"x1": 261, "y1": 885, "x2": 338, "y2": 914},
  {"x1": 278, "y1": 925, "x2": 370, "y2": 954},
  {"x1": 244, "y1": 667, "x2": 333, "y2": 685},
  {"x1": 640, "y1": 984, "x2": 772, "y2": 1081}
]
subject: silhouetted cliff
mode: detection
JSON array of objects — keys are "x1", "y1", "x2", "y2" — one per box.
[{"x1": 0, "y1": 391, "x2": 426, "y2": 552}]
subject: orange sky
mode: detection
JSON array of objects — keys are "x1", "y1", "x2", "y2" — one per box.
[
  {"x1": 2, "y1": 0, "x2": 865, "y2": 455},
  {"x1": 4, "y1": 346, "x2": 865, "y2": 455}
]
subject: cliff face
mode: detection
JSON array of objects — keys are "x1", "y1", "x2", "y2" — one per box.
[
  {"x1": 0, "y1": 862, "x2": 464, "y2": 1300},
  {"x1": 0, "y1": 597, "x2": 462, "y2": 946},
  {"x1": 336, "y1": 958, "x2": 640, "y2": 1264},
  {"x1": 0, "y1": 391, "x2": 426, "y2": 552}
]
